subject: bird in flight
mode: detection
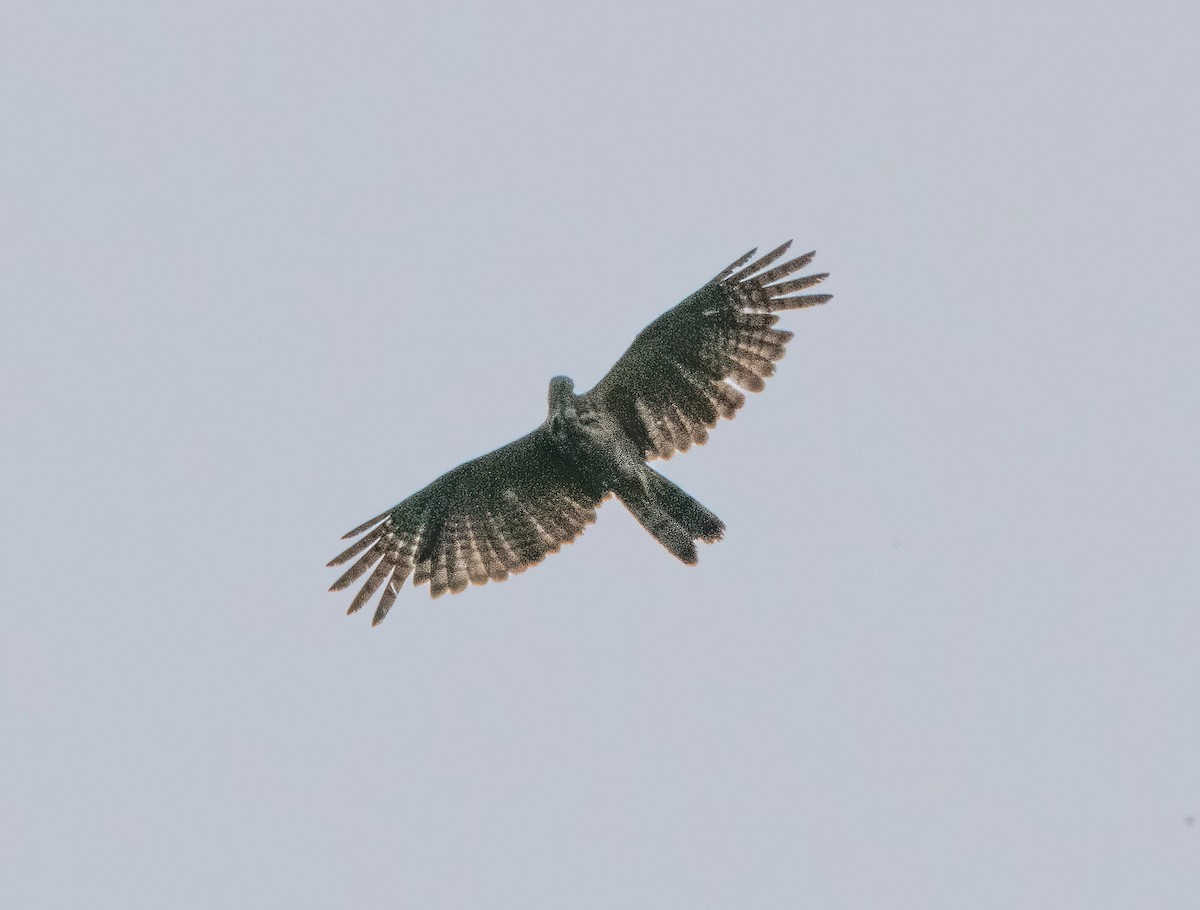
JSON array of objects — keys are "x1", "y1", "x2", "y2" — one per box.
[{"x1": 329, "y1": 241, "x2": 832, "y2": 624}]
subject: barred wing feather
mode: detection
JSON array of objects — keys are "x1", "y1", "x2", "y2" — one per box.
[
  {"x1": 327, "y1": 429, "x2": 606, "y2": 624},
  {"x1": 580, "y1": 241, "x2": 831, "y2": 461}
]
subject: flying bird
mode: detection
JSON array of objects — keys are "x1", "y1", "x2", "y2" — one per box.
[{"x1": 329, "y1": 241, "x2": 831, "y2": 624}]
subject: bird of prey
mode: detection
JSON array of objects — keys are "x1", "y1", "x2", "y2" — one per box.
[{"x1": 328, "y1": 241, "x2": 831, "y2": 624}]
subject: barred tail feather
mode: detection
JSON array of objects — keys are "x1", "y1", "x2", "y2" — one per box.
[
  {"x1": 618, "y1": 491, "x2": 698, "y2": 564},
  {"x1": 644, "y1": 468, "x2": 725, "y2": 543},
  {"x1": 618, "y1": 468, "x2": 724, "y2": 564}
]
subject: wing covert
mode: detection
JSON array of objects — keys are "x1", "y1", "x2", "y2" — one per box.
[
  {"x1": 580, "y1": 241, "x2": 831, "y2": 460},
  {"x1": 327, "y1": 429, "x2": 607, "y2": 624}
]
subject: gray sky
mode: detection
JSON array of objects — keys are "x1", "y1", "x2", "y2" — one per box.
[{"x1": 3, "y1": 1, "x2": 1198, "y2": 907}]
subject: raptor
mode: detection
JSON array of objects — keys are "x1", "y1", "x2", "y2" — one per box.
[{"x1": 328, "y1": 241, "x2": 832, "y2": 624}]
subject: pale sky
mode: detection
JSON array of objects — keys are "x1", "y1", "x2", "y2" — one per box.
[{"x1": 3, "y1": 1, "x2": 1199, "y2": 907}]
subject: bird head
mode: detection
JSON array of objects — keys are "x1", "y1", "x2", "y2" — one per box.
[{"x1": 547, "y1": 375, "x2": 577, "y2": 426}]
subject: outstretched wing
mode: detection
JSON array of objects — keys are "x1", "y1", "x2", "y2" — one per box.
[
  {"x1": 580, "y1": 241, "x2": 831, "y2": 461},
  {"x1": 328, "y1": 429, "x2": 607, "y2": 624}
]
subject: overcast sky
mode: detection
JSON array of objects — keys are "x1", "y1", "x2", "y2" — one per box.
[{"x1": 3, "y1": 1, "x2": 1199, "y2": 907}]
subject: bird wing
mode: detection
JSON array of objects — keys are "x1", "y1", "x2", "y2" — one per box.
[
  {"x1": 327, "y1": 428, "x2": 607, "y2": 624},
  {"x1": 579, "y1": 241, "x2": 831, "y2": 461}
]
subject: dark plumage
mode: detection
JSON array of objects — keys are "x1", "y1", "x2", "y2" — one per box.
[{"x1": 328, "y1": 241, "x2": 831, "y2": 624}]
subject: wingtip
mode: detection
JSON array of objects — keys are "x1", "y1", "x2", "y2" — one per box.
[
  {"x1": 712, "y1": 247, "x2": 758, "y2": 283},
  {"x1": 342, "y1": 507, "x2": 392, "y2": 539},
  {"x1": 727, "y1": 241, "x2": 796, "y2": 285}
]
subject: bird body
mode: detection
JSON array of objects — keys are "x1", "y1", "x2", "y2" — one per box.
[
  {"x1": 547, "y1": 375, "x2": 644, "y2": 494},
  {"x1": 547, "y1": 373, "x2": 721, "y2": 563},
  {"x1": 329, "y1": 241, "x2": 831, "y2": 624}
]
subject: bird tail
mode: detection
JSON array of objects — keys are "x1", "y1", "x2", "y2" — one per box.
[{"x1": 617, "y1": 468, "x2": 725, "y2": 565}]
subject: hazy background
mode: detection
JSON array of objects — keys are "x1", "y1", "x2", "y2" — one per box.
[{"x1": 3, "y1": 1, "x2": 1198, "y2": 906}]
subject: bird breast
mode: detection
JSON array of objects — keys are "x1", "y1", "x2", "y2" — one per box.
[{"x1": 549, "y1": 405, "x2": 644, "y2": 488}]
